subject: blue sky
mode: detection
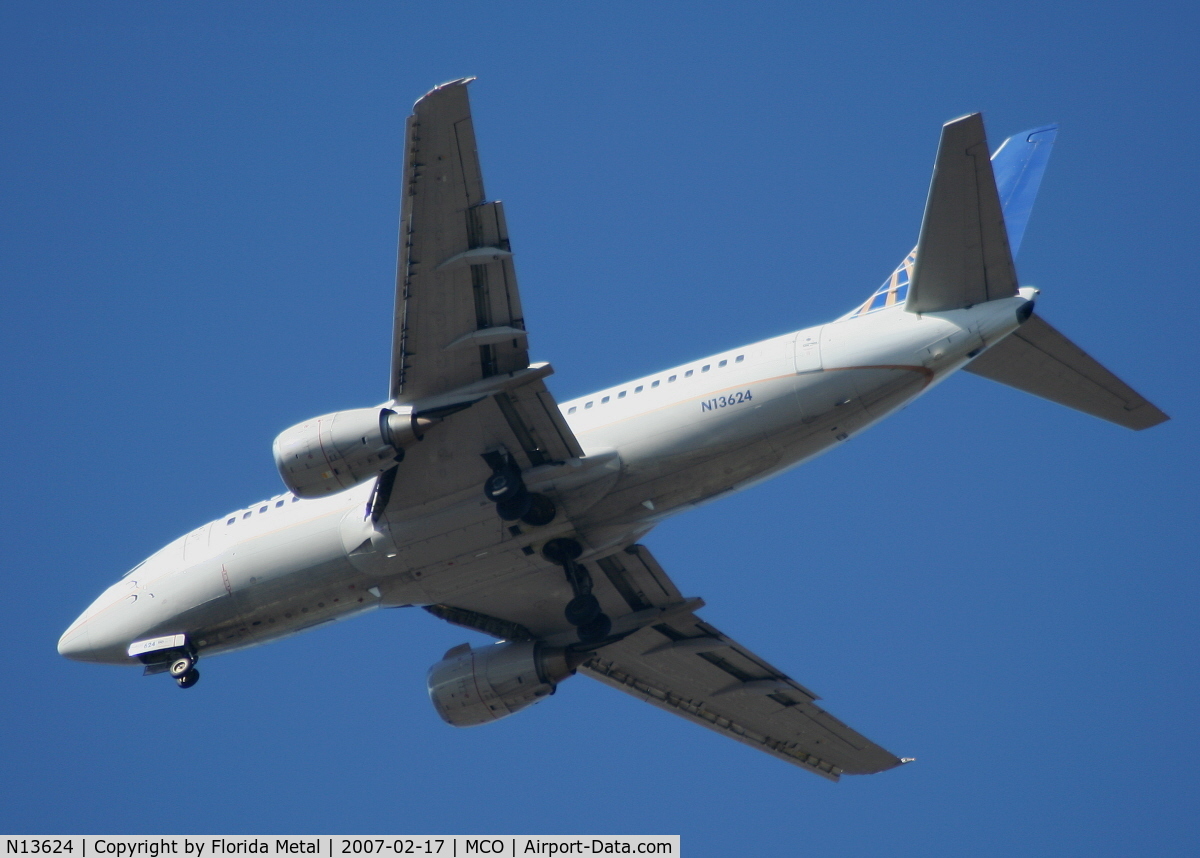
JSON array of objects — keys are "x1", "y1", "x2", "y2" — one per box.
[{"x1": 2, "y1": 2, "x2": 1197, "y2": 854}]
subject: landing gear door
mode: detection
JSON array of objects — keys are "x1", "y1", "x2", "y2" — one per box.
[{"x1": 794, "y1": 326, "x2": 823, "y2": 373}]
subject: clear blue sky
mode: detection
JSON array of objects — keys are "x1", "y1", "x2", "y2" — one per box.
[{"x1": 2, "y1": 2, "x2": 1197, "y2": 855}]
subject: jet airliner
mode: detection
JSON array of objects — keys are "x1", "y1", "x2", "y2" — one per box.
[{"x1": 58, "y1": 80, "x2": 1167, "y2": 780}]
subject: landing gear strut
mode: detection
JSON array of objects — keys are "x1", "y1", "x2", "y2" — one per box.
[
  {"x1": 541, "y1": 538, "x2": 612, "y2": 643},
  {"x1": 481, "y1": 452, "x2": 556, "y2": 527}
]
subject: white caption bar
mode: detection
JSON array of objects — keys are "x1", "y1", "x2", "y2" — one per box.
[{"x1": 2, "y1": 837, "x2": 679, "y2": 858}]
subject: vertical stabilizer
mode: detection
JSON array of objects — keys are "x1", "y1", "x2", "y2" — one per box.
[{"x1": 990, "y1": 125, "x2": 1058, "y2": 257}]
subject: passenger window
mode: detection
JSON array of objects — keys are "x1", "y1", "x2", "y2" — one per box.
[
  {"x1": 259, "y1": 506, "x2": 267, "y2": 513},
  {"x1": 601, "y1": 396, "x2": 610, "y2": 404},
  {"x1": 652, "y1": 380, "x2": 660, "y2": 388},
  {"x1": 275, "y1": 500, "x2": 284, "y2": 508},
  {"x1": 291, "y1": 496, "x2": 299, "y2": 503},
  {"x1": 242, "y1": 512, "x2": 251, "y2": 520},
  {"x1": 634, "y1": 386, "x2": 643, "y2": 393},
  {"x1": 668, "y1": 375, "x2": 676, "y2": 383},
  {"x1": 585, "y1": 401, "x2": 593, "y2": 409},
  {"x1": 719, "y1": 360, "x2": 727, "y2": 367},
  {"x1": 685, "y1": 370, "x2": 693, "y2": 378},
  {"x1": 618, "y1": 391, "x2": 626, "y2": 399},
  {"x1": 701, "y1": 365, "x2": 710, "y2": 372},
  {"x1": 568, "y1": 406, "x2": 577, "y2": 414},
  {"x1": 736, "y1": 355, "x2": 744, "y2": 362},
  {"x1": 227, "y1": 517, "x2": 236, "y2": 525}
]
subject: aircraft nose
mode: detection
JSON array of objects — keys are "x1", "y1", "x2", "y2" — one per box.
[
  {"x1": 57, "y1": 621, "x2": 95, "y2": 662},
  {"x1": 57, "y1": 599, "x2": 139, "y2": 665}
]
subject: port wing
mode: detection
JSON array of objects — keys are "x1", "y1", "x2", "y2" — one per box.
[{"x1": 379, "y1": 79, "x2": 583, "y2": 511}]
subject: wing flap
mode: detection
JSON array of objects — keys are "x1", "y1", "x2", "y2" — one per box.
[
  {"x1": 965, "y1": 314, "x2": 1169, "y2": 430},
  {"x1": 908, "y1": 113, "x2": 1018, "y2": 313}
]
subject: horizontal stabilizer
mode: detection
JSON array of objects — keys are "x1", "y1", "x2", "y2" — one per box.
[
  {"x1": 908, "y1": 114, "x2": 1018, "y2": 314},
  {"x1": 965, "y1": 315, "x2": 1169, "y2": 430}
]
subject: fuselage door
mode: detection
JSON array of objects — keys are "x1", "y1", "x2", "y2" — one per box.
[
  {"x1": 795, "y1": 326, "x2": 823, "y2": 373},
  {"x1": 183, "y1": 523, "x2": 212, "y2": 562}
]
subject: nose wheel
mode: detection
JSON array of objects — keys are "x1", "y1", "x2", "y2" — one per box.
[
  {"x1": 542, "y1": 538, "x2": 612, "y2": 644},
  {"x1": 169, "y1": 654, "x2": 201, "y2": 689}
]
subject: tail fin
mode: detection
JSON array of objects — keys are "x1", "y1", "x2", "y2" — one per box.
[
  {"x1": 964, "y1": 124, "x2": 1168, "y2": 430},
  {"x1": 846, "y1": 119, "x2": 1057, "y2": 320},
  {"x1": 991, "y1": 124, "x2": 1058, "y2": 258}
]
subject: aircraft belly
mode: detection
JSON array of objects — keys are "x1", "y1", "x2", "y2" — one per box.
[{"x1": 172, "y1": 509, "x2": 369, "y2": 656}]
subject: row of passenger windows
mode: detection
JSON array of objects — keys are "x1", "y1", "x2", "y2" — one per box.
[
  {"x1": 567, "y1": 354, "x2": 745, "y2": 414},
  {"x1": 226, "y1": 495, "x2": 300, "y2": 525}
]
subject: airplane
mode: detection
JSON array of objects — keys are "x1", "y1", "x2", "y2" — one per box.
[{"x1": 58, "y1": 79, "x2": 1168, "y2": 781}]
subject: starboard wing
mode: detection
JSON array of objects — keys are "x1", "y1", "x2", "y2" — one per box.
[
  {"x1": 429, "y1": 544, "x2": 907, "y2": 780},
  {"x1": 578, "y1": 548, "x2": 906, "y2": 780}
]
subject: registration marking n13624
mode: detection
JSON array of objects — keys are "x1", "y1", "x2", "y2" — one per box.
[{"x1": 701, "y1": 390, "x2": 753, "y2": 412}]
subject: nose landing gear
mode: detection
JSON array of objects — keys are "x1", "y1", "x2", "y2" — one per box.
[
  {"x1": 169, "y1": 654, "x2": 200, "y2": 689},
  {"x1": 541, "y1": 538, "x2": 612, "y2": 644}
]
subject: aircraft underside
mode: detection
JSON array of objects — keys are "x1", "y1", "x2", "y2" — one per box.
[{"x1": 59, "y1": 79, "x2": 1166, "y2": 780}]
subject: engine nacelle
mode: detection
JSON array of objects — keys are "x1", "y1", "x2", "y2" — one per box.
[
  {"x1": 427, "y1": 641, "x2": 580, "y2": 727},
  {"x1": 272, "y1": 406, "x2": 425, "y2": 498}
]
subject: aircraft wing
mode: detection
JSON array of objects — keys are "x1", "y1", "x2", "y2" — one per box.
[
  {"x1": 380, "y1": 79, "x2": 583, "y2": 510},
  {"x1": 578, "y1": 547, "x2": 907, "y2": 781},
  {"x1": 431, "y1": 544, "x2": 908, "y2": 780}
]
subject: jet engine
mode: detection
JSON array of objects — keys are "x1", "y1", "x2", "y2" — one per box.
[
  {"x1": 273, "y1": 406, "x2": 427, "y2": 498},
  {"x1": 427, "y1": 641, "x2": 583, "y2": 727}
]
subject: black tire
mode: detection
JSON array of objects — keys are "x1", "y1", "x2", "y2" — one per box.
[
  {"x1": 169, "y1": 656, "x2": 194, "y2": 678},
  {"x1": 541, "y1": 538, "x2": 582, "y2": 564},
  {"x1": 564, "y1": 593, "x2": 601, "y2": 626},
  {"x1": 484, "y1": 470, "x2": 523, "y2": 502},
  {"x1": 577, "y1": 613, "x2": 612, "y2": 643},
  {"x1": 496, "y1": 491, "x2": 533, "y2": 521},
  {"x1": 520, "y1": 493, "x2": 557, "y2": 527},
  {"x1": 176, "y1": 668, "x2": 200, "y2": 689}
]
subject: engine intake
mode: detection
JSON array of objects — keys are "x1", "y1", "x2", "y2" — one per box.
[
  {"x1": 273, "y1": 406, "x2": 426, "y2": 498},
  {"x1": 427, "y1": 641, "x2": 582, "y2": 727}
]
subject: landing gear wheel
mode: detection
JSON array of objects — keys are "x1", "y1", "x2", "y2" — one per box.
[
  {"x1": 496, "y1": 491, "x2": 533, "y2": 521},
  {"x1": 564, "y1": 593, "x2": 601, "y2": 626},
  {"x1": 542, "y1": 538, "x2": 583, "y2": 564},
  {"x1": 577, "y1": 613, "x2": 612, "y2": 643},
  {"x1": 484, "y1": 470, "x2": 523, "y2": 502},
  {"x1": 176, "y1": 668, "x2": 200, "y2": 689},
  {"x1": 169, "y1": 656, "x2": 195, "y2": 678},
  {"x1": 520, "y1": 493, "x2": 556, "y2": 527}
]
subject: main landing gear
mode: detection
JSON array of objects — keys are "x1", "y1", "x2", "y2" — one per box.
[
  {"x1": 169, "y1": 654, "x2": 200, "y2": 689},
  {"x1": 481, "y1": 452, "x2": 556, "y2": 526},
  {"x1": 542, "y1": 538, "x2": 612, "y2": 644}
]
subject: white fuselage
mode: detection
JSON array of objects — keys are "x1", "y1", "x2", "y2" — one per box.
[{"x1": 58, "y1": 292, "x2": 1033, "y2": 665}]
